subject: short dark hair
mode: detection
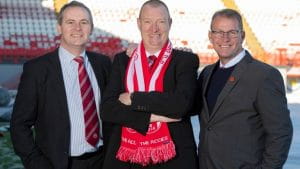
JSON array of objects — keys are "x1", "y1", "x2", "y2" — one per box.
[
  {"x1": 139, "y1": 0, "x2": 171, "y2": 20},
  {"x1": 210, "y1": 8, "x2": 243, "y2": 31},
  {"x1": 57, "y1": 1, "x2": 94, "y2": 30}
]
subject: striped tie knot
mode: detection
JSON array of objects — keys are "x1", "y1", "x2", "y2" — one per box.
[
  {"x1": 148, "y1": 55, "x2": 157, "y2": 69},
  {"x1": 74, "y1": 56, "x2": 84, "y2": 64}
]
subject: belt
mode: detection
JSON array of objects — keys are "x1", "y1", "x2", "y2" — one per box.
[{"x1": 70, "y1": 146, "x2": 103, "y2": 160}]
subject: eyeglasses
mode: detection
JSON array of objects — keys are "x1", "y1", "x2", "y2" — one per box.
[{"x1": 211, "y1": 30, "x2": 241, "y2": 38}]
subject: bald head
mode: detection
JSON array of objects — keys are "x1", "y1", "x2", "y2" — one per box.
[{"x1": 139, "y1": 0, "x2": 171, "y2": 20}]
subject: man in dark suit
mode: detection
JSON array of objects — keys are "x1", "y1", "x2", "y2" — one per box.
[
  {"x1": 196, "y1": 8, "x2": 293, "y2": 169},
  {"x1": 101, "y1": 0, "x2": 198, "y2": 169},
  {"x1": 10, "y1": 1, "x2": 111, "y2": 169}
]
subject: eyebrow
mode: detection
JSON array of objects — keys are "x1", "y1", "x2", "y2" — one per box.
[
  {"x1": 64, "y1": 19, "x2": 90, "y2": 22},
  {"x1": 211, "y1": 29, "x2": 239, "y2": 31}
]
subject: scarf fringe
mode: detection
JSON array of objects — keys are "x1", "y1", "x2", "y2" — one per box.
[{"x1": 116, "y1": 141, "x2": 176, "y2": 166}]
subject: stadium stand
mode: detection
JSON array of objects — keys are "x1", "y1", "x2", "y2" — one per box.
[
  {"x1": 0, "y1": 0, "x2": 299, "y2": 69},
  {"x1": 0, "y1": 0, "x2": 57, "y2": 62},
  {"x1": 235, "y1": 0, "x2": 300, "y2": 66},
  {"x1": 0, "y1": 0, "x2": 127, "y2": 63}
]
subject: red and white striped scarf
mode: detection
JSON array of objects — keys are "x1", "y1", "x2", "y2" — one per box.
[{"x1": 116, "y1": 41, "x2": 176, "y2": 166}]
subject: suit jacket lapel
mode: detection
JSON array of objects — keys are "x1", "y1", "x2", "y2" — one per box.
[
  {"x1": 48, "y1": 49, "x2": 69, "y2": 118},
  {"x1": 209, "y1": 52, "x2": 252, "y2": 121},
  {"x1": 87, "y1": 53, "x2": 105, "y2": 97},
  {"x1": 202, "y1": 63, "x2": 217, "y2": 121}
]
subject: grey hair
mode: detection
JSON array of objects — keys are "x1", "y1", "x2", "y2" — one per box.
[{"x1": 210, "y1": 8, "x2": 243, "y2": 31}]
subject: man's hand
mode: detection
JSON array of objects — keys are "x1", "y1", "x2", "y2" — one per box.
[
  {"x1": 118, "y1": 92, "x2": 132, "y2": 105},
  {"x1": 126, "y1": 43, "x2": 138, "y2": 57},
  {"x1": 150, "y1": 114, "x2": 181, "y2": 123}
]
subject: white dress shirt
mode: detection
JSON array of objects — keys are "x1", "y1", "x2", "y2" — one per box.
[
  {"x1": 58, "y1": 47, "x2": 103, "y2": 156},
  {"x1": 146, "y1": 51, "x2": 160, "y2": 59},
  {"x1": 219, "y1": 49, "x2": 246, "y2": 68}
]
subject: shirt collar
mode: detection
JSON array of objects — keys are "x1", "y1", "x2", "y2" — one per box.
[
  {"x1": 146, "y1": 50, "x2": 161, "y2": 58},
  {"x1": 59, "y1": 46, "x2": 87, "y2": 64},
  {"x1": 219, "y1": 49, "x2": 245, "y2": 68}
]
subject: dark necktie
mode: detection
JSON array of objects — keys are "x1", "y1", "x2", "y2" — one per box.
[{"x1": 74, "y1": 56, "x2": 100, "y2": 147}]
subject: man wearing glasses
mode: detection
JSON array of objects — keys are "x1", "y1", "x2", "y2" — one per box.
[{"x1": 195, "y1": 8, "x2": 293, "y2": 169}]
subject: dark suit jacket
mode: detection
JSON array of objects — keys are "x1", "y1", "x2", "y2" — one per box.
[
  {"x1": 10, "y1": 49, "x2": 111, "y2": 169},
  {"x1": 196, "y1": 51, "x2": 293, "y2": 169},
  {"x1": 101, "y1": 50, "x2": 199, "y2": 169}
]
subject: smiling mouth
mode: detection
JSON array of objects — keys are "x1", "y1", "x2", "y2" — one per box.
[
  {"x1": 150, "y1": 34, "x2": 160, "y2": 37},
  {"x1": 219, "y1": 45, "x2": 231, "y2": 48},
  {"x1": 71, "y1": 34, "x2": 82, "y2": 37}
]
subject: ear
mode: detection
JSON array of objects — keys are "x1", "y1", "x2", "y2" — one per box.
[
  {"x1": 208, "y1": 31, "x2": 213, "y2": 43},
  {"x1": 169, "y1": 18, "x2": 172, "y2": 27},
  {"x1": 241, "y1": 31, "x2": 245, "y2": 41},
  {"x1": 137, "y1": 18, "x2": 141, "y2": 31},
  {"x1": 90, "y1": 28, "x2": 93, "y2": 36},
  {"x1": 56, "y1": 24, "x2": 62, "y2": 35},
  {"x1": 90, "y1": 25, "x2": 94, "y2": 35}
]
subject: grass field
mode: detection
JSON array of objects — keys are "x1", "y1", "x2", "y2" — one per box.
[{"x1": 0, "y1": 123, "x2": 23, "y2": 169}]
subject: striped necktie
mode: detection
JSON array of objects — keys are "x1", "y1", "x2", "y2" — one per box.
[{"x1": 74, "y1": 56, "x2": 100, "y2": 147}]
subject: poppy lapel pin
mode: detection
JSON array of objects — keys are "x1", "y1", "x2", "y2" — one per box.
[{"x1": 228, "y1": 76, "x2": 235, "y2": 82}]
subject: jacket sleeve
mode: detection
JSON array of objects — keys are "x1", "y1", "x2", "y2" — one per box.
[
  {"x1": 10, "y1": 61, "x2": 53, "y2": 169},
  {"x1": 256, "y1": 68, "x2": 293, "y2": 169},
  {"x1": 131, "y1": 52, "x2": 199, "y2": 119},
  {"x1": 101, "y1": 53, "x2": 151, "y2": 134}
]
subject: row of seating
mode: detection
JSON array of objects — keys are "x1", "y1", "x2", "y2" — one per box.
[
  {"x1": 0, "y1": 0, "x2": 300, "y2": 67},
  {"x1": 236, "y1": 0, "x2": 300, "y2": 53},
  {"x1": 0, "y1": 34, "x2": 127, "y2": 63}
]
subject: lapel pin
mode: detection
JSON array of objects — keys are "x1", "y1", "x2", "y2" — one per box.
[{"x1": 229, "y1": 76, "x2": 235, "y2": 82}]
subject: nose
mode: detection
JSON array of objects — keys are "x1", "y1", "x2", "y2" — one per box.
[
  {"x1": 151, "y1": 23, "x2": 159, "y2": 33},
  {"x1": 221, "y1": 33, "x2": 230, "y2": 41},
  {"x1": 74, "y1": 22, "x2": 82, "y2": 30}
]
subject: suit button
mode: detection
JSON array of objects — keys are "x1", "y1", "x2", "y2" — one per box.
[{"x1": 207, "y1": 127, "x2": 212, "y2": 131}]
